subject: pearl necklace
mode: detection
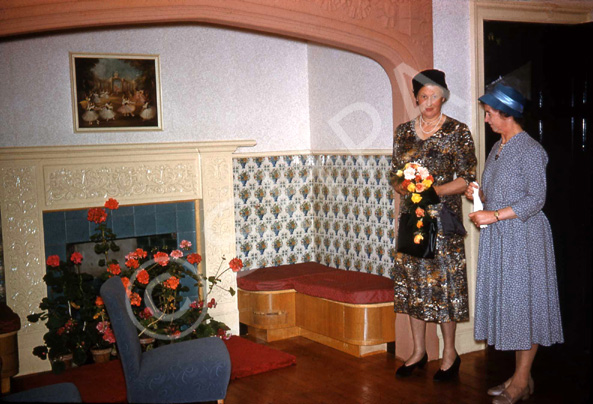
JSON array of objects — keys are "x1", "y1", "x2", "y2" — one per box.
[{"x1": 418, "y1": 112, "x2": 443, "y2": 135}]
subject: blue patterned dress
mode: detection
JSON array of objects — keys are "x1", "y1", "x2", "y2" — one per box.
[{"x1": 474, "y1": 131, "x2": 564, "y2": 350}]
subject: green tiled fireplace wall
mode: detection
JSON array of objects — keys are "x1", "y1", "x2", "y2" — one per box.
[{"x1": 233, "y1": 154, "x2": 396, "y2": 278}]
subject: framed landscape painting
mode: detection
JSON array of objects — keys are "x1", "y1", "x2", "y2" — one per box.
[{"x1": 70, "y1": 53, "x2": 163, "y2": 132}]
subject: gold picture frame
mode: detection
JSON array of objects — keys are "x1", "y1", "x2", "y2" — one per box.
[{"x1": 70, "y1": 52, "x2": 163, "y2": 132}]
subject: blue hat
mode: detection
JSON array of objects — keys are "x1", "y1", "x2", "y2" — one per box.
[{"x1": 478, "y1": 83, "x2": 525, "y2": 118}]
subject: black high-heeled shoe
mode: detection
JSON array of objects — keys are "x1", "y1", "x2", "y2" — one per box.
[
  {"x1": 395, "y1": 353, "x2": 428, "y2": 378},
  {"x1": 433, "y1": 354, "x2": 461, "y2": 381}
]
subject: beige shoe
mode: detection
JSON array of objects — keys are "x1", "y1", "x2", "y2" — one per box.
[
  {"x1": 488, "y1": 377, "x2": 533, "y2": 397},
  {"x1": 487, "y1": 379, "x2": 511, "y2": 396},
  {"x1": 491, "y1": 381, "x2": 534, "y2": 404}
]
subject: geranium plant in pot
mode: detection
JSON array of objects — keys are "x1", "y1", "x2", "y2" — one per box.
[
  {"x1": 27, "y1": 252, "x2": 98, "y2": 373},
  {"x1": 29, "y1": 197, "x2": 241, "y2": 372}
]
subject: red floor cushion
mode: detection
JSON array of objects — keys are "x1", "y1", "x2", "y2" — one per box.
[
  {"x1": 292, "y1": 270, "x2": 394, "y2": 304},
  {"x1": 237, "y1": 262, "x2": 337, "y2": 291}
]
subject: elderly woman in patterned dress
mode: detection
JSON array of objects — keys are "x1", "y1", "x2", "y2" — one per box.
[
  {"x1": 466, "y1": 83, "x2": 563, "y2": 404},
  {"x1": 391, "y1": 69, "x2": 477, "y2": 381}
]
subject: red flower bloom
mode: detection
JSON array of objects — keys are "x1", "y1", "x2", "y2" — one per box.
[
  {"x1": 104, "y1": 198, "x2": 119, "y2": 210},
  {"x1": 125, "y1": 258, "x2": 139, "y2": 269},
  {"x1": 102, "y1": 328, "x2": 116, "y2": 344},
  {"x1": 190, "y1": 300, "x2": 204, "y2": 310},
  {"x1": 229, "y1": 258, "x2": 243, "y2": 272},
  {"x1": 95, "y1": 296, "x2": 104, "y2": 306},
  {"x1": 137, "y1": 269, "x2": 149, "y2": 285},
  {"x1": 170, "y1": 249, "x2": 183, "y2": 259},
  {"x1": 130, "y1": 292, "x2": 142, "y2": 306},
  {"x1": 154, "y1": 252, "x2": 169, "y2": 267},
  {"x1": 107, "y1": 263, "x2": 121, "y2": 275},
  {"x1": 179, "y1": 240, "x2": 192, "y2": 249},
  {"x1": 217, "y1": 328, "x2": 230, "y2": 340},
  {"x1": 187, "y1": 253, "x2": 202, "y2": 265},
  {"x1": 46, "y1": 255, "x2": 60, "y2": 268},
  {"x1": 70, "y1": 251, "x2": 83, "y2": 265},
  {"x1": 135, "y1": 248, "x2": 147, "y2": 259},
  {"x1": 207, "y1": 298, "x2": 217, "y2": 309},
  {"x1": 164, "y1": 276, "x2": 179, "y2": 290},
  {"x1": 139, "y1": 307, "x2": 154, "y2": 319},
  {"x1": 87, "y1": 207, "x2": 107, "y2": 224},
  {"x1": 121, "y1": 277, "x2": 130, "y2": 291}
]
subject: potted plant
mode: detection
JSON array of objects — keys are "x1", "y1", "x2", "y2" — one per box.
[
  {"x1": 27, "y1": 252, "x2": 97, "y2": 373},
  {"x1": 28, "y1": 197, "x2": 241, "y2": 372},
  {"x1": 89, "y1": 295, "x2": 115, "y2": 363}
]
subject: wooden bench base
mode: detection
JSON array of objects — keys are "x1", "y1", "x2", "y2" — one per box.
[{"x1": 238, "y1": 288, "x2": 395, "y2": 357}]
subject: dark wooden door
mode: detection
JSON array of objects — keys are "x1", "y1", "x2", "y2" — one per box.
[{"x1": 483, "y1": 21, "x2": 592, "y2": 357}]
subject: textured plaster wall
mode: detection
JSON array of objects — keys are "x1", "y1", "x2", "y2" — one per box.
[
  {"x1": 0, "y1": 24, "x2": 396, "y2": 154},
  {"x1": 433, "y1": 0, "x2": 472, "y2": 127},
  {"x1": 0, "y1": 25, "x2": 311, "y2": 152},
  {"x1": 307, "y1": 44, "x2": 393, "y2": 151}
]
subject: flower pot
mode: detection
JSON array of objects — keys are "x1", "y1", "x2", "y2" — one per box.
[
  {"x1": 139, "y1": 337, "x2": 155, "y2": 352},
  {"x1": 55, "y1": 353, "x2": 73, "y2": 369},
  {"x1": 91, "y1": 347, "x2": 112, "y2": 363}
]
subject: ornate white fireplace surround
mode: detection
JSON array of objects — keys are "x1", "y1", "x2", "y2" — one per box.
[{"x1": 0, "y1": 140, "x2": 255, "y2": 375}]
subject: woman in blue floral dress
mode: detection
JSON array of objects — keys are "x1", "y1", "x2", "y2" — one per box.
[{"x1": 467, "y1": 83, "x2": 563, "y2": 404}]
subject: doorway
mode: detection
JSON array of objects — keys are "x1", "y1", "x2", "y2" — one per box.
[{"x1": 483, "y1": 20, "x2": 592, "y2": 358}]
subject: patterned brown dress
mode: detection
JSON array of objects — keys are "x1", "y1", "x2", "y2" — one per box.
[{"x1": 391, "y1": 116, "x2": 477, "y2": 323}]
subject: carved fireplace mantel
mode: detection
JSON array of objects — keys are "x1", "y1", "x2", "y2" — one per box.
[{"x1": 0, "y1": 140, "x2": 255, "y2": 374}]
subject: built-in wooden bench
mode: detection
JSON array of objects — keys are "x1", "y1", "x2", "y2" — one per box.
[{"x1": 237, "y1": 263, "x2": 395, "y2": 357}]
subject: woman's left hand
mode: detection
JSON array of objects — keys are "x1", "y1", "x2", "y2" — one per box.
[{"x1": 468, "y1": 210, "x2": 498, "y2": 227}]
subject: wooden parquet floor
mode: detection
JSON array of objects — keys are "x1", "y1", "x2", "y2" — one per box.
[{"x1": 220, "y1": 336, "x2": 590, "y2": 404}]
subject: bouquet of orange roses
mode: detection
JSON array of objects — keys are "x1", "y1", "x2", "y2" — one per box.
[{"x1": 393, "y1": 162, "x2": 440, "y2": 258}]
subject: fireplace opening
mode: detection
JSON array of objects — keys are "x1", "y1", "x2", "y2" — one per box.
[
  {"x1": 43, "y1": 201, "x2": 199, "y2": 298},
  {"x1": 66, "y1": 232, "x2": 178, "y2": 278}
]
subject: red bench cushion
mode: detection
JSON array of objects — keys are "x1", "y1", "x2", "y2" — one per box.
[
  {"x1": 292, "y1": 270, "x2": 394, "y2": 304},
  {"x1": 237, "y1": 263, "x2": 393, "y2": 304},
  {"x1": 237, "y1": 262, "x2": 337, "y2": 291}
]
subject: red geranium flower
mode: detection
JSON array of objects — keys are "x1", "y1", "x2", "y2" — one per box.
[
  {"x1": 95, "y1": 296, "x2": 104, "y2": 306},
  {"x1": 164, "y1": 276, "x2": 179, "y2": 290},
  {"x1": 130, "y1": 292, "x2": 142, "y2": 306},
  {"x1": 170, "y1": 249, "x2": 184, "y2": 259},
  {"x1": 121, "y1": 277, "x2": 130, "y2": 291},
  {"x1": 104, "y1": 198, "x2": 119, "y2": 210},
  {"x1": 154, "y1": 252, "x2": 169, "y2": 267},
  {"x1": 187, "y1": 253, "x2": 202, "y2": 265},
  {"x1": 125, "y1": 258, "x2": 139, "y2": 269},
  {"x1": 139, "y1": 307, "x2": 154, "y2": 319},
  {"x1": 208, "y1": 298, "x2": 217, "y2": 309},
  {"x1": 46, "y1": 255, "x2": 60, "y2": 268},
  {"x1": 87, "y1": 207, "x2": 107, "y2": 224},
  {"x1": 70, "y1": 251, "x2": 83, "y2": 265},
  {"x1": 229, "y1": 258, "x2": 243, "y2": 272},
  {"x1": 107, "y1": 263, "x2": 121, "y2": 275},
  {"x1": 137, "y1": 269, "x2": 149, "y2": 285}
]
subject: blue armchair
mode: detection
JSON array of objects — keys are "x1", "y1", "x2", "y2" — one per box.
[
  {"x1": 100, "y1": 276, "x2": 231, "y2": 403},
  {"x1": 1, "y1": 382, "x2": 81, "y2": 403}
]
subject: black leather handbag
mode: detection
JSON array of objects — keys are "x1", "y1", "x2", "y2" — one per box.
[{"x1": 397, "y1": 213, "x2": 437, "y2": 259}]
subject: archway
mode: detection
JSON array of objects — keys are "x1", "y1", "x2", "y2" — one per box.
[{"x1": 0, "y1": 0, "x2": 433, "y2": 126}]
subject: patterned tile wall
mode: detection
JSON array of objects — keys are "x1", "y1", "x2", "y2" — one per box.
[{"x1": 233, "y1": 154, "x2": 396, "y2": 278}]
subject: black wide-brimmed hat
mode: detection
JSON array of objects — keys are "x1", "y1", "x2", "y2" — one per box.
[
  {"x1": 412, "y1": 69, "x2": 449, "y2": 98},
  {"x1": 479, "y1": 83, "x2": 525, "y2": 118}
]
